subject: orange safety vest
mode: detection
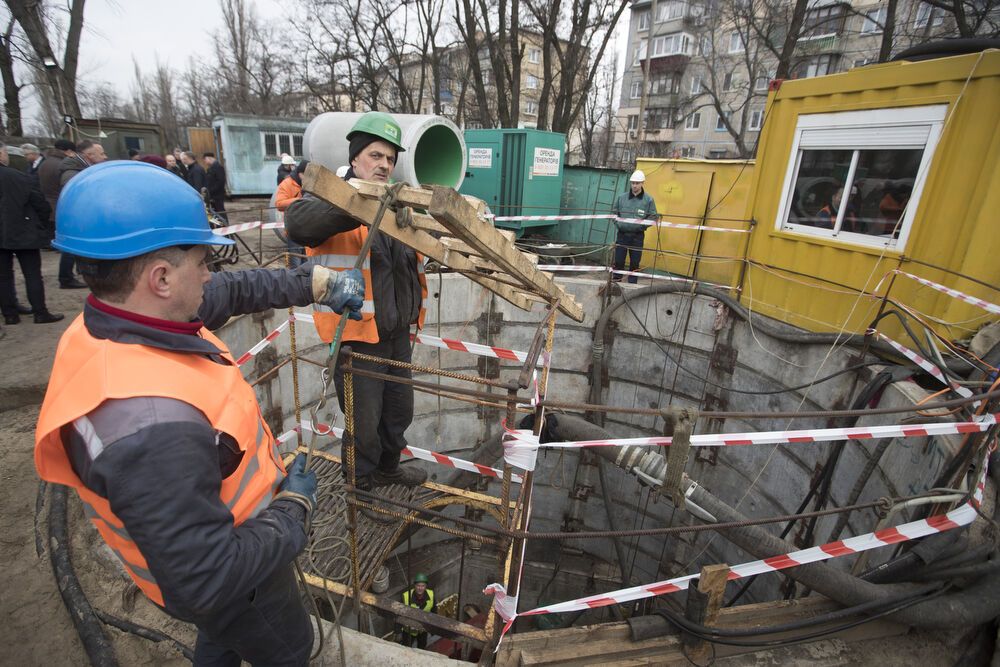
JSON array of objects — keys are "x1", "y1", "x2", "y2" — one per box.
[
  {"x1": 307, "y1": 226, "x2": 427, "y2": 344},
  {"x1": 35, "y1": 315, "x2": 286, "y2": 607}
]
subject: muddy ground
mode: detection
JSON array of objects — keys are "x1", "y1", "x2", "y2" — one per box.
[{"x1": 0, "y1": 200, "x2": 279, "y2": 666}]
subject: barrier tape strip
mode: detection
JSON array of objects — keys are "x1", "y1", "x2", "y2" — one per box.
[
  {"x1": 894, "y1": 270, "x2": 1000, "y2": 315},
  {"x1": 500, "y1": 413, "x2": 999, "y2": 460},
  {"x1": 489, "y1": 213, "x2": 750, "y2": 233},
  {"x1": 411, "y1": 332, "x2": 535, "y2": 364},
  {"x1": 235, "y1": 319, "x2": 290, "y2": 366},
  {"x1": 485, "y1": 452, "x2": 989, "y2": 637},
  {"x1": 532, "y1": 265, "x2": 735, "y2": 292},
  {"x1": 276, "y1": 420, "x2": 522, "y2": 483},
  {"x1": 870, "y1": 330, "x2": 974, "y2": 399},
  {"x1": 212, "y1": 220, "x2": 284, "y2": 236}
]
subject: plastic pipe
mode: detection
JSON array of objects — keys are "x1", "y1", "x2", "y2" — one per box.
[{"x1": 302, "y1": 113, "x2": 467, "y2": 189}]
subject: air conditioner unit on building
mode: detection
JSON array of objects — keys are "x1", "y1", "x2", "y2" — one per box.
[{"x1": 628, "y1": 129, "x2": 638, "y2": 139}]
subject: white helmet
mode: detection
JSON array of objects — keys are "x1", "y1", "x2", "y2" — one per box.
[
  {"x1": 630, "y1": 169, "x2": 646, "y2": 183},
  {"x1": 281, "y1": 154, "x2": 295, "y2": 165},
  {"x1": 335, "y1": 165, "x2": 350, "y2": 178}
]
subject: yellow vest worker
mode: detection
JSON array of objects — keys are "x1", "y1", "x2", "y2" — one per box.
[
  {"x1": 34, "y1": 161, "x2": 365, "y2": 665},
  {"x1": 399, "y1": 573, "x2": 437, "y2": 649}
]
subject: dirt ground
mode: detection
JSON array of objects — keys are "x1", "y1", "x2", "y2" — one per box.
[{"x1": 0, "y1": 200, "x2": 276, "y2": 666}]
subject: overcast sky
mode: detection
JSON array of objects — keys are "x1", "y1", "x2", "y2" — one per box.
[{"x1": 12, "y1": 0, "x2": 628, "y2": 133}]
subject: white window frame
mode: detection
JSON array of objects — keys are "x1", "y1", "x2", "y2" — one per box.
[
  {"x1": 723, "y1": 72, "x2": 736, "y2": 92},
  {"x1": 628, "y1": 114, "x2": 639, "y2": 130},
  {"x1": 657, "y1": 1, "x2": 686, "y2": 22},
  {"x1": 526, "y1": 74, "x2": 539, "y2": 90},
  {"x1": 525, "y1": 100, "x2": 538, "y2": 116},
  {"x1": 685, "y1": 112, "x2": 701, "y2": 130},
  {"x1": 261, "y1": 131, "x2": 304, "y2": 159},
  {"x1": 914, "y1": 1, "x2": 944, "y2": 27},
  {"x1": 774, "y1": 104, "x2": 947, "y2": 250},
  {"x1": 861, "y1": 6, "x2": 886, "y2": 33},
  {"x1": 638, "y1": 10, "x2": 650, "y2": 30},
  {"x1": 527, "y1": 47, "x2": 542, "y2": 64},
  {"x1": 691, "y1": 76, "x2": 703, "y2": 94},
  {"x1": 748, "y1": 108, "x2": 764, "y2": 131},
  {"x1": 728, "y1": 31, "x2": 742, "y2": 53},
  {"x1": 630, "y1": 81, "x2": 642, "y2": 99},
  {"x1": 633, "y1": 39, "x2": 648, "y2": 65},
  {"x1": 715, "y1": 112, "x2": 729, "y2": 131}
]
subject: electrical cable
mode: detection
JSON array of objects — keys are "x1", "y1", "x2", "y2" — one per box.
[
  {"x1": 93, "y1": 610, "x2": 194, "y2": 661},
  {"x1": 656, "y1": 584, "x2": 949, "y2": 648}
]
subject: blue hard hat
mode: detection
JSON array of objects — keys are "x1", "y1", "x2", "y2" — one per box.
[{"x1": 54, "y1": 160, "x2": 234, "y2": 260}]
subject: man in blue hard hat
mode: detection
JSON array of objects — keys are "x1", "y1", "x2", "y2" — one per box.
[
  {"x1": 34, "y1": 160, "x2": 366, "y2": 665},
  {"x1": 285, "y1": 111, "x2": 428, "y2": 522}
]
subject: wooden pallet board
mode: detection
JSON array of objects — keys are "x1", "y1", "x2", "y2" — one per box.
[{"x1": 302, "y1": 164, "x2": 585, "y2": 322}]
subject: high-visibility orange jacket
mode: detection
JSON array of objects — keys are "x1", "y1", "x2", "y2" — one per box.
[
  {"x1": 275, "y1": 176, "x2": 302, "y2": 211},
  {"x1": 307, "y1": 226, "x2": 427, "y2": 344},
  {"x1": 35, "y1": 315, "x2": 286, "y2": 607}
]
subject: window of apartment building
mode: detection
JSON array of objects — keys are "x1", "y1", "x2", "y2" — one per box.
[
  {"x1": 528, "y1": 47, "x2": 542, "y2": 64},
  {"x1": 651, "y1": 32, "x2": 692, "y2": 57},
  {"x1": 681, "y1": 146, "x2": 696, "y2": 157},
  {"x1": 748, "y1": 108, "x2": 764, "y2": 131},
  {"x1": 646, "y1": 107, "x2": 677, "y2": 130},
  {"x1": 861, "y1": 6, "x2": 886, "y2": 33},
  {"x1": 709, "y1": 149, "x2": 729, "y2": 159},
  {"x1": 723, "y1": 72, "x2": 737, "y2": 91},
  {"x1": 657, "y1": 1, "x2": 687, "y2": 22},
  {"x1": 651, "y1": 72, "x2": 682, "y2": 95},
  {"x1": 754, "y1": 70, "x2": 774, "y2": 91},
  {"x1": 527, "y1": 74, "x2": 539, "y2": 90},
  {"x1": 728, "y1": 31, "x2": 742, "y2": 53},
  {"x1": 914, "y1": 2, "x2": 944, "y2": 27},
  {"x1": 628, "y1": 114, "x2": 639, "y2": 131},
  {"x1": 262, "y1": 131, "x2": 303, "y2": 158},
  {"x1": 776, "y1": 104, "x2": 945, "y2": 249},
  {"x1": 685, "y1": 112, "x2": 701, "y2": 130},
  {"x1": 800, "y1": 5, "x2": 845, "y2": 39},
  {"x1": 630, "y1": 80, "x2": 642, "y2": 99},
  {"x1": 633, "y1": 39, "x2": 648, "y2": 65},
  {"x1": 794, "y1": 54, "x2": 839, "y2": 78},
  {"x1": 525, "y1": 100, "x2": 538, "y2": 116},
  {"x1": 716, "y1": 112, "x2": 730, "y2": 131},
  {"x1": 699, "y1": 35, "x2": 712, "y2": 56},
  {"x1": 638, "y1": 10, "x2": 651, "y2": 30},
  {"x1": 691, "y1": 76, "x2": 703, "y2": 94}
]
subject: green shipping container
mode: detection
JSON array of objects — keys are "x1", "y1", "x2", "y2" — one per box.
[
  {"x1": 460, "y1": 129, "x2": 566, "y2": 235},
  {"x1": 554, "y1": 165, "x2": 630, "y2": 247}
]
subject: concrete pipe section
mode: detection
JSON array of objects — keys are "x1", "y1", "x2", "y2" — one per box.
[{"x1": 303, "y1": 112, "x2": 467, "y2": 189}]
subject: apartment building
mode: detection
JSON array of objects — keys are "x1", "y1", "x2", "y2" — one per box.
[{"x1": 614, "y1": 0, "x2": 973, "y2": 162}]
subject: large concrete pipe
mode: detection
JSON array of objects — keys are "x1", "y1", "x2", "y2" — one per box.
[{"x1": 303, "y1": 113, "x2": 467, "y2": 189}]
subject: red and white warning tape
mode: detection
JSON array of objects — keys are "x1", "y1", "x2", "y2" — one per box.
[
  {"x1": 532, "y1": 265, "x2": 736, "y2": 291},
  {"x1": 893, "y1": 270, "x2": 1000, "y2": 315},
  {"x1": 411, "y1": 332, "x2": 536, "y2": 365},
  {"x1": 488, "y1": 213, "x2": 749, "y2": 234},
  {"x1": 485, "y1": 453, "x2": 989, "y2": 636},
  {"x1": 501, "y1": 413, "x2": 998, "y2": 462},
  {"x1": 234, "y1": 311, "x2": 313, "y2": 366},
  {"x1": 275, "y1": 420, "x2": 522, "y2": 483},
  {"x1": 870, "y1": 330, "x2": 974, "y2": 399},
  {"x1": 212, "y1": 220, "x2": 285, "y2": 236}
]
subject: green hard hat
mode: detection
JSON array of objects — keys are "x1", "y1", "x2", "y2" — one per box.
[
  {"x1": 413, "y1": 573, "x2": 429, "y2": 584},
  {"x1": 347, "y1": 111, "x2": 406, "y2": 153}
]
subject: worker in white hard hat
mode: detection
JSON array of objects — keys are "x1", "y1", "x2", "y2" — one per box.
[
  {"x1": 611, "y1": 170, "x2": 658, "y2": 284},
  {"x1": 277, "y1": 153, "x2": 295, "y2": 186}
]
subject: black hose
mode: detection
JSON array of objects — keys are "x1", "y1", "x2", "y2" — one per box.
[
  {"x1": 908, "y1": 559, "x2": 1000, "y2": 582},
  {"x1": 48, "y1": 484, "x2": 119, "y2": 666},
  {"x1": 94, "y1": 610, "x2": 194, "y2": 661}
]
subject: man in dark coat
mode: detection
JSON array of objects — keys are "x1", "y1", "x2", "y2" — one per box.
[
  {"x1": 181, "y1": 151, "x2": 207, "y2": 198},
  {"x1": 203, "y1": 152, "x2": 227, "y2": 221},
  {"x1": 55, "y1": 140, "x2": 105, "y2": 289},
  {"x1": 0, "y1": 143, "x2": 63, "y2": 325}
]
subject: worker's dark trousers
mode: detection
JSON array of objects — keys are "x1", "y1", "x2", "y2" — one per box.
[
  {"x1": 612, "y1": 231, "x2": 644, "y2": 284},
  {"x1": 210, "y1": 197, "x2": 228, "y2": 223},
  {"x1": 58, "y1": 251, "x2": 76, "y2": 285},
  {"x1": 192, "y1": 565, "x2": 312, "y2": 667},
  {"x1": 399, "y1": 631, "x2": 429, "y2": 649},
  {"x1": 334, "y1": 329, "x2": 414, "y2": 479}
]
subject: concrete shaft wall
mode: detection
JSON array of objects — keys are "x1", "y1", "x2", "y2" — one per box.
[{"x1": 217, "y1": 274, "x2": 961, "y2": 613}]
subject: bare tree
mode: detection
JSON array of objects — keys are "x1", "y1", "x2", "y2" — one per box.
[
  {"x1": 5, "y1": 0, "x2": 85, "y2": 120},
  {"x1": 0, "y1": 18, "x2": 22, "y2": 135},
  {"x1": 919, "y1": 0, "x2": 1000, "y2": 37},
  {"x1": 524, "y1": 0, "x2": 630, "y2": 133},
  {"x1": 214, "y1": 0, "x2": 292, "y2": 115},
  {"x1": 576, "y1": 50, "x2": 618, "y2": 165}
]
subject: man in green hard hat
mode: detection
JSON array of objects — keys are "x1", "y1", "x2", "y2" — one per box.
[
  {"x1": 285, "y1": 112, "x2": 429, "y2": 522},
  {"x1": 398, "y1": 572, "x2": 436, "y2": 648}
]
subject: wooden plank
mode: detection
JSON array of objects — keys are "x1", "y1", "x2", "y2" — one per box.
[
  {"x1": 350, "y1": 178, "x2": 490, "y2": 218},
  {"x1": 428, "y1": 186, "x2": 585, "y2": 322},
  {"x1": 301, "y1": 164, "x2": 534, "y2": 313}
]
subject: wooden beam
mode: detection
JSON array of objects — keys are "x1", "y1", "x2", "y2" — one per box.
[
  {"x1": 301, "y1": 164, "x2": 535, "y2": 313},
  {"x1": 428, "y1": 186, "x2": 585, "y2": 322},
  {"x1": 349, "y1": 178, "x2": 490, "y2": 219}
]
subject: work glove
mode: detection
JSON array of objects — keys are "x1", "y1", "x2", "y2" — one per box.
[
  {"x1": 312, "y1": 266, "x2": 364, "y2": 320},
  {"x1": 274, "y1": 454, "x2": 318, "y2": 512}
]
